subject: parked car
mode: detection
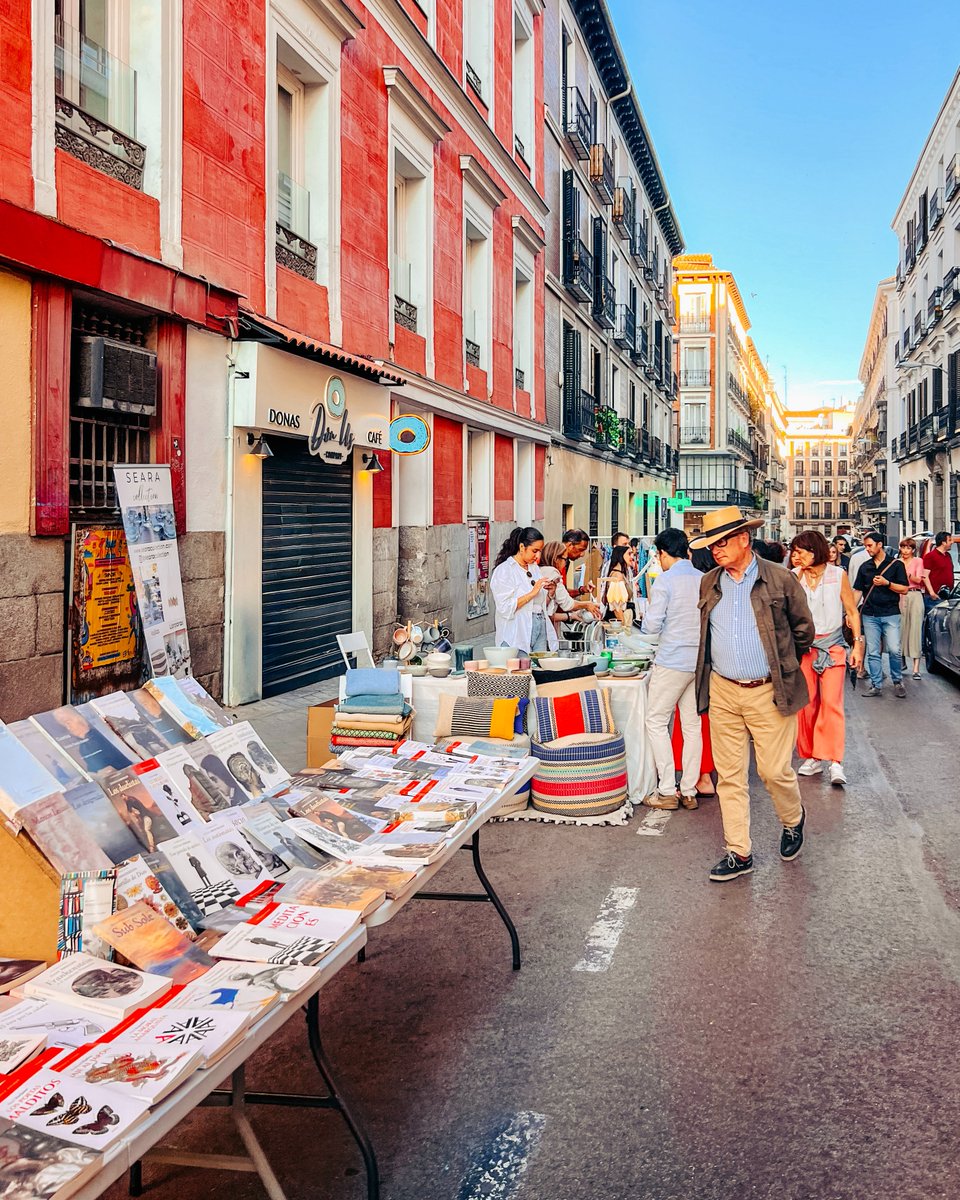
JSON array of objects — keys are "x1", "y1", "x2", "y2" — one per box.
[{"x1": 924, "y1": 584, "x2": 960, "y2": 676}]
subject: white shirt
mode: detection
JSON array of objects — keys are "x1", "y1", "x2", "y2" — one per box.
[
  {"x1": 490, "y1": 558, "x2": 559, "y2": 653},
  {"x1": 539, "y1": 565, "x2": 577, "y2": 618},
  {"x1": 795, "y1": 563, "x2": 844, "y2": 633}
]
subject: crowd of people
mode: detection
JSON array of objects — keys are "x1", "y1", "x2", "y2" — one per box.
[{"x1": 489, "y1": 511, "x2": 957, "y2": 884}]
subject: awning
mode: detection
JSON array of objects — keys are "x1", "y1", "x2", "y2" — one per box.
[{"x1": 236, "y1": 312, "x2": 406, "y2": 386}]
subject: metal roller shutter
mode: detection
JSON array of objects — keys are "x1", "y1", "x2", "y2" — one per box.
[{"x1": 261, "y1": 436, "x2": 353, "y2": 697}]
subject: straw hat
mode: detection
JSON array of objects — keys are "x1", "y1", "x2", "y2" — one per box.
[{"x1": 687, "y1": 505, "x2": 765, "y2": 550}]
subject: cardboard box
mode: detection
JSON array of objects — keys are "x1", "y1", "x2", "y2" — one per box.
[
  {"x1": 306, "y1": 702, "x2": 336, "y2": 768},
  {"x1": 0, "y1": 822, "x2": 59, "y2": 963}
]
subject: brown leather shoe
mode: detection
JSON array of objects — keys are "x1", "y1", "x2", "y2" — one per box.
[
  {"x1": 645, "y1": 791, "x2": 679, "y2": 810},
  {"x1": 679, "y1": 793, "x2": 699, "y2": 810}
]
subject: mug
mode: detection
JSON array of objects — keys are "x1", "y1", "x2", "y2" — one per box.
[
  {"x1": 411, "y1": 625, "x2": 424, "y2": 645},
  {"x1": 464, "y1": 660, "x2": 480, "y2": 672},
  {"x1": 393, "y1": 626, "x2": 409, "y2": 646},
  {"x1": 434, "y1": 637, "x2": 452, "y2": 653},
  {"x1": 507, "y1": 658, "x2": 521, "y2": 672},
  {"x1": 518, "y1": 657, "x2": 531, "y2": 670},
  {"x1": 421, "y1": 626, "x2": 437, "y2": 646},
  {"x1": 381, "y1": 657, "x2": 400, "y2": 670}
]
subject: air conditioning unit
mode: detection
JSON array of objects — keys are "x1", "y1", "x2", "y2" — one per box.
[{"x1": 74, "y1": 335, "x2": 158, "y2": 415}]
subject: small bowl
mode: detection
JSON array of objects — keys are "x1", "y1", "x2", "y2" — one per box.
[
  {"x1": 427, "y1": 666, "x2": 452, "y2": 678},
  {"x1": 484, "y1": 646, "x2": 519, "y2": 668},
  {"x1": 408, "y1": 665, "x2": 427, "y2": 677},
  {"x1": 425, "y1": 651, "x2": 452, "y2": 665},
  {"x1": 536, "y1": 657, "x2": 570, "y2": 671}
]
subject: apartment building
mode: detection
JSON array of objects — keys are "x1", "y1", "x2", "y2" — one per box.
[
  {"x1": 542, "y1": 0, "x2": 682, "y2": 544},
  {"x1": 0, "y1": 0, "x2": 551, "y2": 713},
  {"x1": 890, "y1": 68, "x2": 960, "y2": 538},
  {"x1": 851, "y1": 279, "x2": 901, "y2": 542},
  {"x1": 673, "y1": 255, "x2": 786, "y2": 541},
  {"x1": 785, "y1": 406, "x2": 856, "y2": 541}
]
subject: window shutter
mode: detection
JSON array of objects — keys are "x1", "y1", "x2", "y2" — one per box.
[
  {"x1": 562, "y1": 169, "x2": 576, "y2": 242},
  {"x1": 933, "y1": 366, "x2": 944, "y2": 409},
  {"x1": 562, "y1": 323, "x2": 581, "y2": 432}
]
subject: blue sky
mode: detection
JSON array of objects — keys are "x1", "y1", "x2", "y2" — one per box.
[{"x1": 609, "y1": 0, "x2": 959, "y2": 410}]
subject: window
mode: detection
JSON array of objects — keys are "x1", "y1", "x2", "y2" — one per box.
[
  {"x1": 810, "y1": 460, "x2": 820, "y2": 476},
  {"x1": 629, "y1": 381, "x2": 636, "y2": 423},
  {"x1": 642, "y1": 493, "x2": 649, "y2": 535},
  {"x1": 811, "y1": 502, "x2": 820, "y2": 518},
  {"x1": 513, "y1": 262, "x2": 533, "y2": 393},
  {"x1": 794, "y1": 459, "x2": 805, "y2": 475},
  {"x1": 824, "y1": 502, "x2": 833, "y2": 519},
  {"x1": 908, "y1": 483, "x2": 916, "y2": 520},
  {"x1": 794, "y1": 482, "x2": 804, "y2": 497},
  {"x1": 823, "y1": 480, "x2": 833, "y2": 496},
  {"x1": 275, "y1": 63, "x2": 317, "y2": 280},
  {"x1": 810, "y1": 480, "x2": 820, "y2": 496},
  {"x1": 839, "y1": 441, "x2": 848, "y2": 457},
  {"x1": 951, "y1": 474, "x2": 959, "y2": 533},
  {"x1": 837, "y1": 460, "x2": 847, "y2": 475},
  {"x1": 464, "y1": 217, "x2": 491, "y2": 369},
  {"x1": 838, "y1": 479, "x2": 848, "y2": 494},
  {"x1": 391, "y1": 148, "x2": 429, "y2": 335},
  {"x1": 589, "y1": 485, "x2": 599, "y2": 537},
  {"x1": 919, "y1": 480, "x2": 928, "y2": 524},
  {"x1": 839, "y1": 502, "x2": 849, "y2": 518},
  {"x1": 611, "y1": 489, "x2": 619, "y2": 537},
  {"x1": 795, "y1": 502, "x2": 806, "y2": 519},
  {"x1": 465, "y1": 0, "x2": 492, "y2": 106},
  {"x1": 512, "y1": 6, "x2": 534, "y2": 163}
]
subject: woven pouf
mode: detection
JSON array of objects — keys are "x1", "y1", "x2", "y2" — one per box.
[{"x1": 530, "y1": 732, "x2": 628, "y2": 818}]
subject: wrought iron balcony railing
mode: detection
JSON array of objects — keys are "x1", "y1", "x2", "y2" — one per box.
[
  {"x1": 681, "y1": 368, "x2": 710, "y2": 387},
  {"x1": 930, "y1": 188, "x2": 943, "y2": 229},
  {"x1": 613, "y1": 304, "x2": 636, "y2": 351},
  {"x1": 679, "y1": 316, "x2": 710, "y2": 334},
  {"x1": 681, "y1": 425, "x2": 709, "y2": 445},
  {"x1": 612, "y1": 185, "x2": 633, "y2": 240},
  {"x1": 728, "y1": 429, "x2": 752, "y2": 456},
  {"x1": 947, "y1": 154, "x2": 960, "y2": 202},
  {"x1": 631, "y1": 222, "x2": 647, "y2": 264},
  {"x1": 564, "y1": 87, "x2": 591, "y2": 160},
  {"x1": 562, "y1": 235, "x2": 594, "y2": 303},
  {"x1": 619, "y1": 417, "x2": 637, "y2": 457},
  {"x1": 593, "y1": 276, "x2": 616, "y2": 329}
]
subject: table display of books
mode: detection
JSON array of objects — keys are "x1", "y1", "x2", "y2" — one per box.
[{"x1": 0, "y1": 679, "x2": 535, "y2": 1198}]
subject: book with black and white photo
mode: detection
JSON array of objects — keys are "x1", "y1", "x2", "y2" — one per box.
[
  {"x1": 130, "y1": 759, "x2": 205, "y2": 831},
  {"x1": 30, "y1": 707, "x2": 136, "y2": 782},
  {"x1": 210, "y1": 902, "x2": 356, "y2": 967},
  {"x1": 99, "y1": 768, "x2": 178, "y2": 854},
  {"x1": 0, "y1": 961, "x2": 48, "y2": 996},
  {"x1": 22, "y1": 954, "x2": 171, "y2": 1021},
  {"x1": 126, "y1": 688, "x2": 194, "y2": 748},
  {"x1": 156, "y1": 833, "x2": 240, "y2": 917},
  {"x1": 90, "y1": 692, "x2": 177, "y2": 761},
  {"x1": 196, "y1": 817, "x2": 274, "y2": 889},
  {"x1": 107, "y1": 1005, "x2": 250, "y2": 1068},
  {"x1": 155, "y1": 745, "x2": 232, "y2": 820},
  {"x1": 0, "y1": 1117, "x2": 103, "y2": 1200},
  {"x1": 114, "y1": 856, "x2": 197, "y2": 941},
  {"x1": 0, "y1": 999, "x2": 113, "y2": 1053},
  {"x1": 0, "y1": 1031, "x2": 46, "y2": 1074}
]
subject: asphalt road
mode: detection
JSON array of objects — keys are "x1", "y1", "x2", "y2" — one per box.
[{"x1": 113, "y1": 665, "x2": 960, "y2": 1200}]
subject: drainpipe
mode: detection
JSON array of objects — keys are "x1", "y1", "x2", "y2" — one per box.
[{"x1": 222, "y1": 350, "x2": 238, "y2": 705}]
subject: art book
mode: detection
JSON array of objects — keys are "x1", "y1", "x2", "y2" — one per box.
[
  {"x1": 100, "y1": 767, "x2": 181, "y2": 855},
  {"x1": 106, "y1": 1006, "x2": 249, "y2": 1068},
  {"x1": 196, "y1": 817, "x2": 274, "y2": 889},
  {"x1": 0, "y1": 961, "x2": 47, "y2": 996},
  {"x1": 130, "y1": 759, "x2": 204, "y2": 832},
  {"x1": 53, "y1": 779, "x2": 141, "y2": 867},
  {"x1": 277, "y1": 868, "x2": 385, "y2": 917},
  {"x1": 0, "y1": 1117, "x2": 103, "y2": 1200},
  {"x1": 57, "y1": 872, "x2": 117, "y2": 961},
  {"x1": 91, "y1": 903, "x2": 214, "y2": 986},
  {"x1": 89, "y1": 692, "x2": 175, "y2": 762},
  {"x1": 30, "y1": 708, "x2": 135, "y2": 782},
  {"x1": 114, "y1": 857, "x2": 195, "y2": 941},
  {"x1": 0, "y1": 720, "x2": 64, "y2": 822},
  {"x1": 242, "y1": 804, "x2": 325, "y2": 871},
  {"x1": 156, "y1": 833, "x2": 240, "y2": 918},
  {"x1": 204, "y1": 722, "x2": 290, "y2": 799},
  {"x1": 328, "y1": 863, "x2": 417, "y2": 898},
  {"x1": 0, "y1": 1000, "x2": 112, "y2": 1052},
  {"x1": 143, "y1": 678, "x2": 222, "y2": 740},
  {"x1": 22, "y1": 954, "x2": 171, "y2": 1020},
  {"x1": 210, "y1": 921, "x2": 340, "y2": 968},
  {"x1": 155, "y1": 745, "x2": 232, "y2": 820},
  {"x1": 176, "y1": 677, "x2": 233, "y2": 729},
  {"x1": 0, "y1": 1032, "x2": 46, "y2": 1074},
  {"x1": 56, "y1": 1038, "x2": 203, "y2": 1106},
  {"x1": 0, "y1": 1068, "x2": 150, "y2": 1150},
  {"x1": 17, "y1": 795, "x2": 113, "y2": 875},
  {"x1": 125, "y1": 688, "x2": 193, "y2": 748}
]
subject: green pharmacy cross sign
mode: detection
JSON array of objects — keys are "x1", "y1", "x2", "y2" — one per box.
[{"x1": 668, "y1": 491, "x2": 692, "y2": 513}]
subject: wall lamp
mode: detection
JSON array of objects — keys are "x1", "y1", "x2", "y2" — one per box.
[
  {"x1": 246, "y1": 433, "x2": 273, "y2": 459},
  {"x1": 361, "y1": 451, "x2": 385, "y2": 474}
]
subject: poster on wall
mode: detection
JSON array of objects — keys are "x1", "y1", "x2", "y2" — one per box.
[
  {"x1": 113, "y1": 465, "x2": 191, "y2": 679},
  {"x1": 67, "y1": 526, "x2": 143, "y2": 703},
  {"x1": 467, "y1": 520, "x2": 490, "y2": 620}
]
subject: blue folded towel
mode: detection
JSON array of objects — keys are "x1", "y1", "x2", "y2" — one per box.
[
  {"x1": 337, "y1": 700, "x2": 410, "y2": 717},
  {"x1": 338, "y1": 691, "x2": 405, "y2": 710},
  {"x1": 345, "y1": 668, "x2": 401, "y2": 697}
]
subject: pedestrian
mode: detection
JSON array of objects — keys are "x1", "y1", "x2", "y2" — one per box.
[
  {"x1": 833, "y1": 535, "x2": 851, "y2": 569},
  {"x1": 921, "y1": 532, "x2": 954, "y2": 610},
  {"x1": 538, "y1": 541, "x2": 601, "y2": 635},
  {"x1": 788, "y1": 544, "x2": 802, "y2": 569},
  {"x1": 491, "y1": 527, "x2": 556, "y2": 655},
  {"x1": 561, "y1": 528, "x2": 592, "y2": 598},
  {"x1": 690, "y1": 506, "x2": 814, "y2": 882},
  {"x1": 601, "y1": 544, "x2": 637, "y2": 621},
  {"x1": 854, "y1": 529, "x2": 909, "y2": 698},
  {"x1": 898, "y1": 537, "x2": 936, "y2": 678},
  {"x1": 754, "y1": 540, "x2": 787, "y2": 565},
  {"x1": 641, "y1": 528, "x2": 703, "y2": 810},
  {"x1": 790, "y1": 531, "x2": 863, "y2": 786}
]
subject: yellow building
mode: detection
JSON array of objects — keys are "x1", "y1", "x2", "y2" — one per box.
[{"x1": 784, "y1": 405, "x2": 857, "y2": 540}]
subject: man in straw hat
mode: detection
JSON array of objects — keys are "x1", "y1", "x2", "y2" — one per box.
[{"x1": 690, "y1": 506, "x2": 815, "y2": 882}]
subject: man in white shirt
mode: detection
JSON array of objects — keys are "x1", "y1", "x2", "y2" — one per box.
[{"x1": 641, "y1": 528, "x2": 703, "y2": 809}]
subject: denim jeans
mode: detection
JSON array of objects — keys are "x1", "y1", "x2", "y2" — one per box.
[{"x1": 862, "y1": 613, "x2": 902, "y2": 689}]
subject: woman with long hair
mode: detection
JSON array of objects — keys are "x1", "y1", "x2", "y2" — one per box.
[
  {"x1": 539, "y1": 541, "x2": 601, "y2": 632},
  {"x1": 899, "y1": 537, "x2": 936, "y2": 679},
  {"x1": 601, "y1": 544, "x2": 637, "y2": 621},
  {"x1": 490, "y1": 526, "x2": 557, "y2": 654},
  {"x1": 790, "y1": 530, "x2": 863, "y2": 786}
]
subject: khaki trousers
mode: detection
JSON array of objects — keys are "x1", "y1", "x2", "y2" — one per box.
[{"x1": 708, "y1": 673, "x2": 803, "y2": 858}]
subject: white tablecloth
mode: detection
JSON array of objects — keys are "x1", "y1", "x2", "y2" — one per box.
[{"x1": 410, "y1": 674, "x2": 656, "y2": 801}]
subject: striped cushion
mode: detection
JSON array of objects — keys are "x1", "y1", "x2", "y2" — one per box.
[
  {"x1": 467, "y1": 673, "x2": 532, "y2": 699},
  {"x1": 532, "y1": 688, "x2": 615, "y2": 742},
  {"x1": 530, "y1": 732, "x2": 627, "y2": 817},
  {"x1": 449, "y1": 696, "x2": 519, "y2": 740}
]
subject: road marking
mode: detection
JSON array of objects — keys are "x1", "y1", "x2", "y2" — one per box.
[
  {"x1": 573, "y1": 886, "x2": 639, "y2": 973},
  {"x1": 456, "y1": 1112, "x2": 547, "y2": 1200},
  {"x1": 637, "y1": 808, "x2": 672, "y2": 836}
]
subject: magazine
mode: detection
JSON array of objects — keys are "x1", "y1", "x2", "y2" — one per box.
[
  {"x1": 91, "y1": 903, "x2": 214, "y2": 986},
  {"x1": 18, "y1": 795, "x2": 113, "y2": 875},
  {"x1": 0, "y1": 1068, "x2": 150, "y2": 1150},
  {"x1": 22, "y1": 955, "x2": 171, "y2": 1020},
  {"x1": 0, "y1": 720, "x2": 63, "y2": 821}
]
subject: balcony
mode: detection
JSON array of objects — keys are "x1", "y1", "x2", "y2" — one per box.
[
  {"x1": 562, "y1": 235, "x2": 594, "y2": 303},
  {"x1": 613, "y1": 304, "x2": 636, "y2": 351},
  {"x1": 619, "y1": 417, "x2": 637, "y2": 457},
  {"x1": 593, "y1": 276, "x2": 616, "y2": 329},
  {"x1": 860, "y1": 493, "x2": 885, "y2": 511},
  {"x1": 640, "y1": 429, "x2": 651, "y2": 460},
  {"x1": 728, "y1": 428, "x2": 752, "y2": 456},
  {"x1": 684, "y1": 489, "x2": 757, "y2": 510},
  {"x1": 913, "y1": 312, "x2": 922, "y2": 341},
  {"x1": 682, "y1": 425, "x2": 709, "y2": 445},
  {"x1": 681, "y1": 368, "x2": 710, "y2": 388},
  {"x1": 930, "y1": 188, "x2": 943, "y2": 229},
  {"x1": 595, "y1": 404, "x2": 618, "y2": 448},
  {"x1": 727, "y1": 374, "x2": 749, "y2": 411},
  {"x1": 947, "y1": 154, "x2": 960, "y2": 202},
  {"x1": 54, "y1": 19, "x2": 145, "y2": 190},
  {"x1": 679, "y1": 316, "x2": 710, "y2": 334},
  {"x1": 653, "y1": 344, "x2": 663, "y2": 380},
  {"x1": 928, "y1": 287, "x2": 943, "y2": 324},
  {"x1": 944, "y1": 266, "x2": 960, "y2": 310},
  {"x1": 465, "y1": 61, "x2": 484, "y2": 100},
  {"x1": 635, "y1": 325, "x2": 649, "y2": 367},
  {"x1": 652, "y1": 435, "x2": 662, "y2": 465},
  {"x1": 631, "y1": 222, "x2": 647, "y2": 264},
  {"x1": 612, "y1": 185, "x2": 634, "y2": 240},
  {"x1": 276, "y1": 172, "x2": 318, "y2": 280},
  {"x1": 589, "y1": 143, "x2": 614, "y2": 205},
  {"x1": 392, "y1": 258, "x2": 417, "y2": 333},
  {"x1": 563, "y1": 387, "x2": 596, "y2": 440},
  {"x1": 564, "y1": 87, "x2": 591, "y2": 159}
]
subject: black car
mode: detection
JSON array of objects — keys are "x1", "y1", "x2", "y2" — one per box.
[{"x1": 925, "y1": 584, "x2": 960, "y2": 675}]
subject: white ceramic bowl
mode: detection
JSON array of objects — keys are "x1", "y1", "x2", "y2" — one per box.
[
  {"x1": 484, "y1": 646, "x2": 519, "y2": 668},
  {"x1": 426, "y1": 651, "x2": 452, "y2": 665},
  {"x1": 536, "y1": 657, "x2": 571, "y2": 671},
  {"x1": 408, "y1": 665, "x2": 427, "y2": 677}
]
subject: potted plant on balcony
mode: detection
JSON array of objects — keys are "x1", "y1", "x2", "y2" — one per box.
[{"x1": 595, "y1": 406, "x2": 621, "y2": 449}]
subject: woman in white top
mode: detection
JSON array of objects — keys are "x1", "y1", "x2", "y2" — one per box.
[
  {"x1": 790, "y1": 530, "x2": 863, "y2": 787},
  {"x1": 490, "y1": 526, "x2": 558, "y2": 655}
]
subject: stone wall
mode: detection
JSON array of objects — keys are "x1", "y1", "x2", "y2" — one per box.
[
  {"x1": 179, "y1": 530, "x2": 225, "y2": 701},
  {"x1": 0, "y1": 535, "x2": 67, "y2": 721},
  {"x1": 372, "y1": 526, "x2": 399, "y2": 657}
]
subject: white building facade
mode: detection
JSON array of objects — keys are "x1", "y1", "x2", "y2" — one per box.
[{"x1": 852, "y1": 279, "x2": 901, "y2": 543}]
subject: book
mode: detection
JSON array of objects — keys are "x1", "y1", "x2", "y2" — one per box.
[
  {"x1": 143, "y1": 678, "x2": 222, "y2": 740},
  {"x1": 154, "y1": 745, "x2": 232, "y2": 820},
  {"x1": 57, "y1": 1038, "x2": 203, "y2": 1106},
  {"x1": 91, "y1": 903, "x2": 214, "y2": 986},
  {"x1": 210, "y1": 923, "x2": 336, "y2": 968},
  {"x1": 22, "y1": 955, "x2": 172, "y2": 1020},
  {"x1": 130, "y1": 759, "x2": 205, "y2": 832},
  {"x1": 55, "y1": 780, "x2": 142, "y2": 867},
  {"x1": 30, "y1": 707, "x2": 136, "y2": 782},
  {"x1": 125, "y1": 688, "x2": 193, "y2": 747},
  {"x1": 99, "y1": 768, "x2": 179, "y2": 854},
  {"x1": 284, "y1": 817, "x2": 442, "y2": 869},
  {"x1": 17, "y1": 795, "x2": 113, "y2": 875},
  {"x1": 57, "y1": 872, "x2": 117, "y2": 961},
  {"x1": 176, "y1": 677, "x2": 233, "y2": 729},
  {"x1": 0, "y1": 1117, "x2": 102, "y2": 1199},
  {"x1": 106, "y1": 1006, "x2": 249, "y2": 1068},
  {"x1": 277, "y1": 868, "x2": 385, "y2": 916},
  {"x1": 330, "y1": 864, "x2": 417, "y2": 899},
  {"x1": 155, "y1": 834, "x2": 240, "y2": 917},
  {"x1": 288, "y1": 795, "x2": 389, "y2": 842},
  {"x1": 0, "y1": 1031, "x2": 46, "y2": 1073},
  {"x1": 204, "y1": 722, "x2": 290, "y2": 799},
  {"x1": 0, "y1": 961, "x2": 48, "y2": 996},
  {"x1": 89, "y1": 692, "x2": 177, "y2": 761},
  {"x1": 248, "y1": 902, "x2": 359, "y2": 940},
  {"x1": 0, "y1": 1068, "x2": 150, "y2": 1150},
  {"x1": 186, "y1": 739, "x2": 252, "y2": 808},
  {"x1": 7, "y1": 722, "x2": 87, "y2": 794},
  {"x1": 0, "y1": 721, "x2": 64, "y2": 822},
  {"x1": 196, "y1": 817, "x2": 274, "y2": 889},
  {"x1": 113, "y1": 857, "x2": 196, "y2": 941},
  {"x1": 166, "y1": 963, "x2": 285, "y2": 1015},
  {"x1": 0, "y1": 999, "x2": 111, "y2": 1052},
  {"x1": 242, "y1": 803, "x2": 326, "y2": 871}
]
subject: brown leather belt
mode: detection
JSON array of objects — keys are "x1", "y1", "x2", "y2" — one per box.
[{"x1": 716, "y1": 674, "x2": 772, "y2": 689}]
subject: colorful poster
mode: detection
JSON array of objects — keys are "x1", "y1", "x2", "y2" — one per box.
[
  {"x1": 467, "y1": 519, "x2": 489, "y2": 620},
  {"x1": 113, "y1": 466, "x2": 191, "y2": 678}
]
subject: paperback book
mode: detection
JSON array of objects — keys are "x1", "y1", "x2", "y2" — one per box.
[
  {"x1": 155, "y1": 834, "x2": 240, "y2": 918},
  {"x1": 155, "y1": 746, "x2": 231, "y2": 820},
  {"x1": 56, "y1": 1038, "x2": 203, "y2": 1106},
  {"x1": 89, "y1": 692, "x2": 175, "y2": 761},
  {"x1": 91, "y1": 903, "x2": 214, "y2": 986},
  {"x1": 30, "y1": 707, "x2": 135, "y2": 781},
  {"x1": 22, "y1": 955, "x2": 171, "y2": 1021},
  {"x1": 329, "y1": 864, "x2": 417, "y2": 899},
  {"x1": 210, "y1": 918, "x2": 345, "y2": 968},
  {"x1": 7, "y1": 722, "x2": 87, "y2": 795},
  {"x1": 108, "y1": 1006, "x2": 250, "y2": 1068},
  {"x1": 53, "y1": 780, "x2": 141, "y2": 867},
  {"x1": 196, "y1": 818, "x2": 273, "y2": 888},
  {"x1": 100, "y1": 769, "x2": 178, "y2": 855},
  {"x1": 143, "y1": 679, "x2": 222, "y2": 740},
  {"x1": 0, "y1": 1068, "x2": 150, "y2": 1150},
  {"x1": 17, "y1": 795, "x2": 113, "y2": 875},
  {"x1": 0, "y1": 720, "x2": 64, "y2": 822},
  {"x1": 130, "y1": 760, "x2": 204, "y2": 832},
  {"x1": 186, "y1": 740, "x2": 252, "y2": 808},
  {"x1": 58, "y1": 871, "x2": 117, "y2": 960},
  {"x1": 242, "y1": 804, "x2": 327, "y2": 871},
  {"x1": 126, "y1": 689, "x2": 193, "y2": 748},
  {"x1": 0, "y1": 962, "x2": 47, "y2": 996},
  {"x1": 0, "y1": 1032, "x2": 46, "y2": 1074},
  {"x1": 204, "y1": 722, "x2": 290, "y2": 800},
  {"x1": 0, "y1": 1117, "x2": 103, "y2": 1200},
  {"x1": 277, "y1": 868, "x2": 385, "y2": 916},
  {"x1": 125, "y1": 853, "x2": 202, "y2": 933},
  {"x1": 167, "y1": 964, "x2": 285, "y2": 1015},
  {"x1": 175, "y1": 677, "x2": 233, "y2": 730},
  {"x1": 0, "y1": 1000, "x2": 112, "y2": 1052}
]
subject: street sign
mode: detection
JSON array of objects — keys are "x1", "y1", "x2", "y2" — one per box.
[{"x1": 668, "y1": 491, "x2": 692, "y2": 513}]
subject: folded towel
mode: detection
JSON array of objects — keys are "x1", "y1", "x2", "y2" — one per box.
[
  {"x1": 336, "y1": 697, "x2": 409, "y2": 716},
  {"x1": 331, "y1": 733, "x2": 408, "y2": 747},
  {"x1": 345, "y1": 668, "x2": 400, "y2": 697},
  {"x1": 333, "y1": 712, "x2": 411, "y2": 731}
]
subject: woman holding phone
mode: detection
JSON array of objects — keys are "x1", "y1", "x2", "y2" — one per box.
[{"x1": 490, "y1": 526, "x2": 558, "y2": 655}]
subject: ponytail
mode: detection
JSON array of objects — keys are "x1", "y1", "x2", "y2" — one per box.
[{"x1": 494, "y1": 526, "x2": 543, "y2": 568}]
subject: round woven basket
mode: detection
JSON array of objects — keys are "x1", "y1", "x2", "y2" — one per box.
[{"x1": 530, "y1": 733, "x2": 628, "y2": 818}]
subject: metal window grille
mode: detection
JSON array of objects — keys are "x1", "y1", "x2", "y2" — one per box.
[{"x1": 589, "y1": 485, "x2": 599, "y2": 538}]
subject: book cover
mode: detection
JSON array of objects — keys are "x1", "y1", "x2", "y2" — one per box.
[
  {"x1": 154, "y1": 746, "x2": 231, "y2": 820},
  {"x1": 249, "y1": 902, "x2": 359, "y2": 940},
  {"x1": 0, "y1": 1068, "x2": 150, "y2": 1149},
  {"x1": 0, "y1": 1000, "x2": 112, "y2": 1052},
  {"x1": 0, "y1": 721, "x2": 64, "y2": 821},
  {"x1": 57, "y1": 872, "x2": 116, "y2": 961},
  {"x1": 156, "y1": 834, "x2": 240, "y2": 918},
  {"x1": 114, "y1": 857, "x2": 195, "y2": 941},
  {"x1": 57, "y1": 1038, "x2": 203, "y2": 1105},
  {"x1": 167, "y1": 963, "x2": 283, "y2": 1015},
  {"x1": 143, "y1": 679, "x2": 221, "y2": 739},
  {"x1": 17, "y1": 795, "x2": 113, "y2": 875},
  {"x1": 90, "y1": 693, "x2": 177, "y2": 761},
  {"x1": 91, "y1": 903, "x2": 214, "y2": 986},
  {"x1": 126, "y1": 688, "x2": 193, "y2": 747},
  {"x1": 99, "y1": 769, "x2": 178, "y2": 854},
  {"x1": 0, "y1": 1032, "x2": 46, "y2": 1074},
  {"x1": 210, "y1": 923, "x2": 336, "y2": 968},
  {"x1": 196, "y1": 818, "x2": 273, "y2": 889},
  {"x1": 186, "y1": 740, "x2": 251, "y2": 808},
  {"x1": 281, "y1": 817, "x2": 366, "y2": 864},
  {"x1": 206, "y1": 722, "x2": 290, "y2": 798},
  {"x1": 54, "y1": 779, "x2": 141, "y2": 867},
  {"x1": 137, "y1": 852, "x2": 204, "y2": 930},
  {"x1": 330, "y1": 864, "x2": 417, "y2": 899},
  {"x1": 0, "y1": 962, "x2": 48, "y2": 996},
  {"x1": 130, "y1": 760, "x2": 204, "y2": 832},
  {"x1": 277, "y1": 868, "x2": 385, "y2": 916},
  {"x1": 242, "y1": 804, "x2": 325, "y2": 871},
  {"x1": 175, "y1": 677, "x2": 233, "y2": 729},
  {"x1": 7, "y1": 722, "x2": 87, "y2": 795},
  {"x1": 30, "y1": 709, "x2": 135, "y2": 782},
  {"x1": 23, "y1": 955, "x2": 171, "y2": 1020},
  {"x1": 109, "y1": 1006, "x2": 249, "y2": 1068},
  {"x1": 283, "y1": 818, "x2": 440, "y2": 868},
  {"x1": 0, "y1": 1117, "x2": 102, "y2": 1199},
  {"x1": 288, "y1": 796, "x2": 388, "y2": 842}
]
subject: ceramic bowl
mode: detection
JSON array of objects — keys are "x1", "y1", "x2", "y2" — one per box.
[
  {"x1": 427, "y1": 666, "x2": 452, "y2": 678},
  {"x1": 398, "y1": 641, "x2": 414, "y2": 661},
  {"x1": 408, "y1": 665, "x2": 427, "y2": 677},
  {"x1": 536, "y1": 657, "x2": 570, "y2": 671},
  {"x1": 484, "y1": 646, "x2": 519, "y2": 668},
  {"x1": 426, "y1": 651, "x2": 452, "y2": 666}
]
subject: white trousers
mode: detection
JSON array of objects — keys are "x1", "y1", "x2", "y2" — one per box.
[{"x1": 644, "y1": 663, "x2": 702, "y2": 797}]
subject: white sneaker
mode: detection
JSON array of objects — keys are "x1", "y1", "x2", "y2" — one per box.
[
  {"x1": 797, "y1": 758, "x2": 822, "y2": 776},
  {"x1": 829, "y1": 762, "x2": 847, "y2": 787}
]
